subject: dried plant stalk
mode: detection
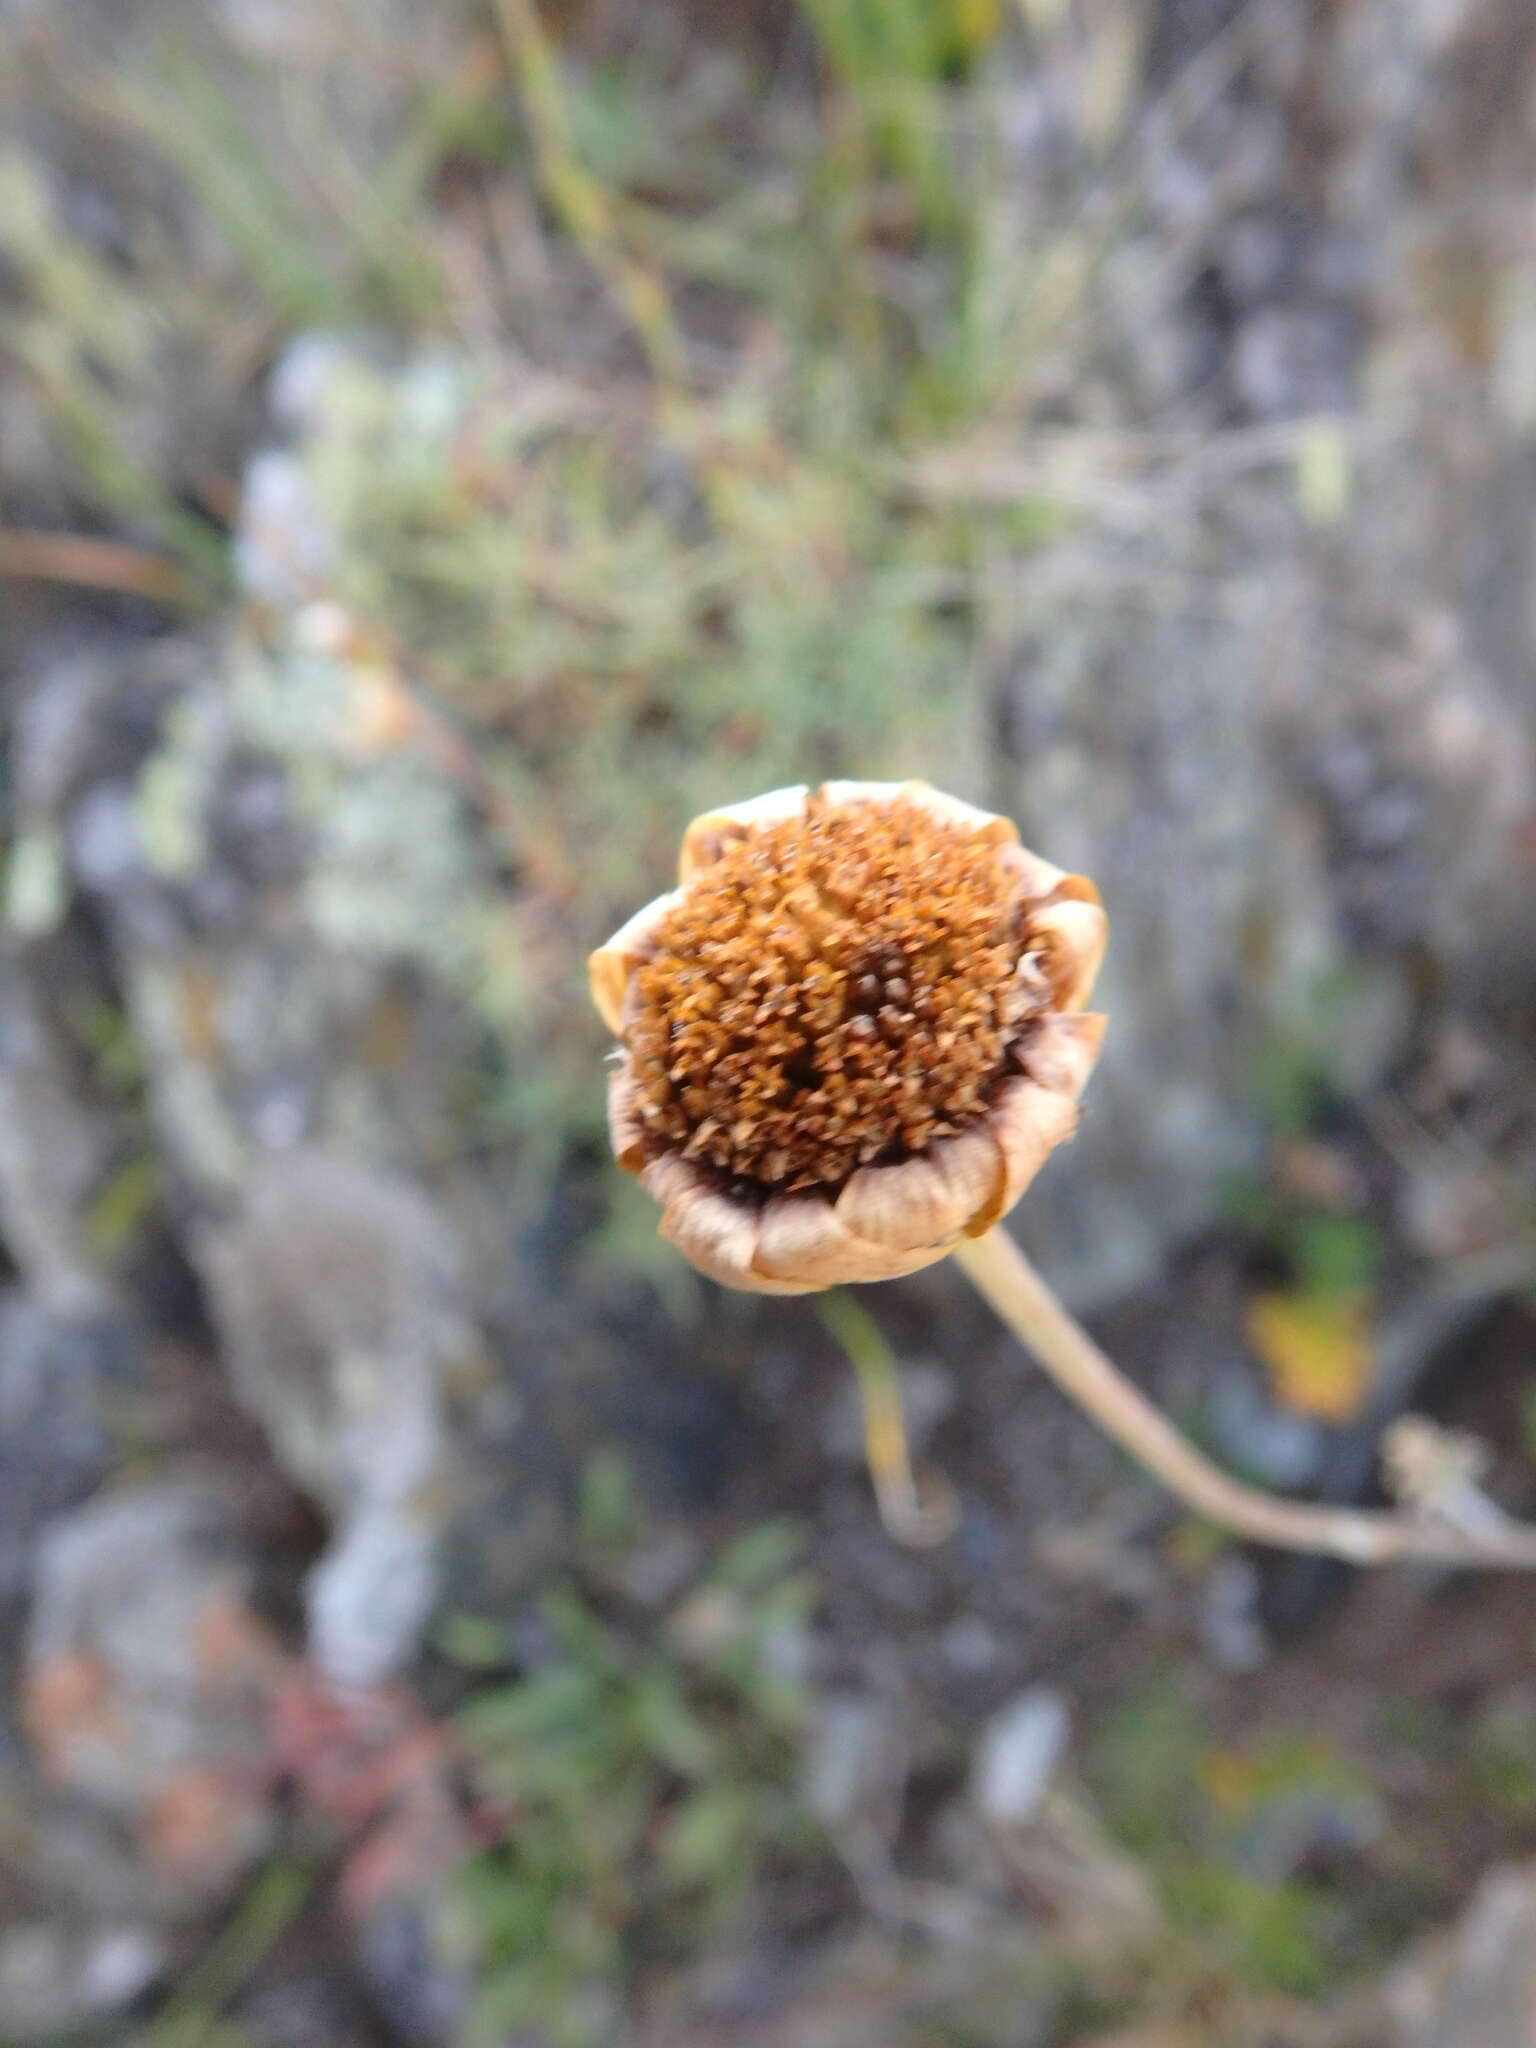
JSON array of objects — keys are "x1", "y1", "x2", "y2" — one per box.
[{"x1": 955, "y1": 1225, "x2": 1536, "y2": 1571}]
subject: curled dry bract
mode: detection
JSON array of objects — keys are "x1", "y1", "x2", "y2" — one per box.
[{"x1": 590, "y1": 781, "x2": 1107, "y2": 1293}]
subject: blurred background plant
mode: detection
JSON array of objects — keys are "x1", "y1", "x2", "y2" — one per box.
[{"x1": 446, "y1": 1475, "x2": 818, "y2": 2046}]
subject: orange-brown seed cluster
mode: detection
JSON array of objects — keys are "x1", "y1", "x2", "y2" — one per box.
[{"x1": 628, "y1": 795, "x2": 1042, "y2": 1192}]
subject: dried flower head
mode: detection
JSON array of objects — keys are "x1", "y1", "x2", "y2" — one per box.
[{"x1": 590, "y1": 781, "x2": 1107, "y2": 1293}]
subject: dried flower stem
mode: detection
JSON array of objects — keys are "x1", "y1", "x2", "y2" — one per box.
[{"x1": 954, "y1": 1226, "x2": 1536, "y2": 1571}]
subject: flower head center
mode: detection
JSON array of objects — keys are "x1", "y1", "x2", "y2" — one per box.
[{"x1": 628, "y1": 794, "x2": 1043, "y2": 1191}]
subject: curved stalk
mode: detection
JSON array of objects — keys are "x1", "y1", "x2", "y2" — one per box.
[{"x1": 954, "y1": 1226, "x2": 1536, "y2": 1571}]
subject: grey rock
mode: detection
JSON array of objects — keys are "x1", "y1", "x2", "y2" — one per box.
[
  {"x1": 939, "y1": 1613, "x2": 1000, "y2": 1678},
  {"x1": 236, "y1": 341, "x2": 474, "y2": 617},
  {"x1": 1207, "y1": 1366, "x2": 1329, "y2": 1492},
  {"x1": 38, "y1": 624, "x2": 504, "y2": 1213},
  {"x1": 26, "y1": 1478, "x2": 258, "y2": 1780},
  {"x1": 68, "y1": 784, "x2": 146, "y2": 895},
  {"x1": 1384, "y1": 1862, "x2": 1536, "y2": 2047},
  {"x1": 23, "y1": 1474, "x2": 277, "y2": 1906},
  {"x1": 305, "y1": 1505, "x2": 440, "y2": 1693},
  {"x1": 11, "y1": 651, "x2": 119, "y2": 816},
  {"x1": 200, "y1": 1150, "x2": 473, "y2": 1683},
  {"x1": 1231, "y1": 304, "x2": 1358, "y2": 417},
  {"x1": 1197, "y1": 1556, "x2": 1270, "y2": 1676},
  {"x1": 10, "y1": 637, "x2": 205, "y2": 829},
  {"x1": 0, "y1": 1921, "x2": 164, "y2": 2043},
  {"x1": 5, "y1": 628, "x2": 530, "y2": 1682},
  {"x1": 984, "y1": 0, "x2": 1536, "y2": 1310},
  {"x1": 969, "y1": 1688, "x2": 1072, "y2": 1828},
  {"x1": 0, "y1": 970, "x2": 119, "y2": 1315},
  {"x1": 803, "y1": 1693, "x2": 903, "y2": 1833},
  {"x1": 355, "y1": 1898, "x2": 470, "y2": 2048},
  {"x1": 267, "y1": 330, "x2": 373, "y2": 436},
  {"x1": 233, "y1": 450, "x2": 336, "y2": 611},
  {"x1": 200, "y1": 1150, "x2": 460, "y2": 1512},
  {"x1": 235, "y1": 1968, "x2": 382, "y2": 2048},
  {"x1": 0, "y1": 1297, "x2": 119, "y2": 1609}
]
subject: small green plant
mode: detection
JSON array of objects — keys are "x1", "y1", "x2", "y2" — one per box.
[
  {"x1": 0, "y1": 149, "x2": 229, "y2": 588},
  {"x1": 131, "y1": 1862, "x2": 312, "y2": 2048},
  {"x1": 445, "y1": 1485, "x2": 820, "y2": 2046},
  {"x1": 1088, "y1": 1675, "x2": 1385, "y2": 2000},
  {"x1": 795, "y1": 0, "x2": 1005, "y2": 231},
  {"x1": 1466, "y1": 1701, "x2": 1536, "y2": 1821},
  {"x1": 3, "y1": 0, "x2": 1096, "y2": 1260}
]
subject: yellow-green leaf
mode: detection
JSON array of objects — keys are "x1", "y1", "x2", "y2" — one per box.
[{"x1": 1247, "y1": 1288, "x2": 1374, "y2": 1423}]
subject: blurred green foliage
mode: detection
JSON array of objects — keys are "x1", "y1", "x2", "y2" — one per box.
[
  {"x1": 132, "y1": 1864, "x2": 313, "y2": 2048},
  {"x1": 4, "y1": 0, "x2": 1099, "y2": 1229},
  {"x1": 1089, "y1": 1673, "x2": 1386, "y2": 1999},
  {"x1": 0, "y1": 149, "x2": 230, "y2": 587},
  {"x1": 1465, "y1": 1698, "x2": 1536, "y2": 1822},
  {"x1": 446, "y1": 1468, "x2": 818, "y2": 2045}
]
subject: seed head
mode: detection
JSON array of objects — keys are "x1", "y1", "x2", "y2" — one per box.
[{"x1": 590, "y1": 782, "x2": 1107, "y2": 1293}]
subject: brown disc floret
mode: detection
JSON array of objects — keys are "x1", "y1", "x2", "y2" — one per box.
[
  {"x1": 626, "y1": 793, "x2": 1043, "y2": 1192},
  {"x1": 591, "y1": 780, "x2": 1106, "y2": 1294}
]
